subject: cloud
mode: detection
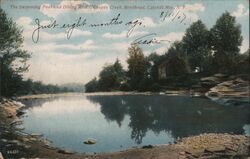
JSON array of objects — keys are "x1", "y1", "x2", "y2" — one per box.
[
  {"x1": 181, "y1": 3, "x2": 205, "y2": 22},
  {"x1": 232, "y1": 4, "x2": 249, "y2": 18},
  {"x1": 184, "y1": 3, "x2": 205, "y2": 12},
  {"x1": 22, "y1": 41, "x2": 105, "y2": 85},
  {"x1": 154, "y1": 32, "x2": 185, "y2": 54},
  {"x1": 23, "y1": 39, "x2": 99, "y2": 54},
  {"x1": 22, "y1": 49, "x2": 125, "y2": 84},
  {"x1": 16, "y1": 17, "x2": 32, "y2": 26},
  {"x1": 40, "y1": 0, "x2": 110, "y2": 18},
  {"x1": 38, "y1": 29, "x2": 92, "y2": 42},
  {"x1": 111, "y1": 42, "x2": 130, "y2": 51},
  {"x1": 102, "y1": 30, "x2": 147, "y2": 39},
  {"x1": 158, "y1": 32, "x2": 185, "y2": 42},
  {"x1": 58, "y1": 40, "x2": 100, "y2": 51},
  {"x1": 141, "y1": 17, "x2": 158, "y2": 27},
  {"x1": 240, "y1": 39, "x2": 249, "y2": 53},
  {"x1": 155, "y1": 47, "x2": 168, "y2": 55}
]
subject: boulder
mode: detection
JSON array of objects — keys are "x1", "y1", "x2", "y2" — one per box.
[
  {"x1": 206, "y1": 78, "x2": 249, "y2": 106},
  {"x1": 83, "y1": 138, "x2": 96, "y2": 145}
]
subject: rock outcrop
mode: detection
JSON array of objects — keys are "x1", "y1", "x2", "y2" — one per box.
[{"x1": 206, "y1": 77, "x2": 249, "y2": 106}]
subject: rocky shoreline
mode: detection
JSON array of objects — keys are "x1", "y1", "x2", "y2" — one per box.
[
  {"x1": 206, "y1": 78, "x2": 249, "y2": 106},
  {"x1": 0, "y1": 95, "x2": 249, "y2": 159}
]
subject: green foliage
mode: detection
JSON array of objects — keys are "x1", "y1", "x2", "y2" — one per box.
[
  {"x1": 0, "y1": 8, "x2": 31, "y2": 96},
  {"x1": 1, "y1": 65, "x2": 23, "y2": 96},
  {"x1": 127, "y1": 44, "x2": 150, "y2": 90},
  {"x1": 234, "y1": 49, "x2": 249, "y2": 74},
  {"x1": 85, "y1": 59, "x2": 126, "y2": 92},
  {"x1": 85, "y1": 78, "x2": 98, "y2": 92},
  {"x1": 182, "y1": 20, "x2": 211, "y2": 72},
  {"x1": 98, "y1": 59, "x2": 126, "y2": 91},
  {"x1": 0, "y1": 9, "x2": 69, "y2": 96},
  {"x1": 164, "y1": 42, "x2": 190, "y2": 77},
  {"x1": 150, "y1": 83, "x2": 161, "y2": 92},
  {"x1": 119, "y1": 83, "x2": 131, "y2": 91},
  {"x1": 210, "y1": 12, "x2": 243, "y2": 73},
  {"x1": 85, "y1": 12, "x2": 249, "y2": 92},
  {"x1": 165, "y1": 56, "x2": 190, "y2": 77},
  {"x1": 147, "y1": 52, "x2": 163, "y2": 82}
]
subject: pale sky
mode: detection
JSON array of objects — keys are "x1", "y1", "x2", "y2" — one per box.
[{"x1": 1, "y1": 0, "x2": 249, "y2": 85}]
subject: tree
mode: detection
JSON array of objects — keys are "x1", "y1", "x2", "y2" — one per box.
[
  {"x1": 98, "y1": 59, "x2": 125, "y2": 91},
  {"x1": 113, "y1": 59, "x2": 126, "y2": 84},
  {"x1": 235, "y1": 49, "x2": 249, "y2": 74},
  {"x1": 147, "y1": 52, "x2": 162, "y2": 82},
  {"x1": 210, "y1": 12, "x2": 243, "y2": 73},
  {"x1": 182, "y1": 20, "x2": 211, "y2": 72},
  {"x1": 85, "y1": 78, "x2": 98, "y2": 92},
  {"x1": 127, "y1": 44, "x2": 149, "y2": 90},
  {"x1": 165, "y1": 42, "x2": 190, "y2": 77},
  {"x1": 0, "y1": 8, "x2": 30, "y2": 96}
]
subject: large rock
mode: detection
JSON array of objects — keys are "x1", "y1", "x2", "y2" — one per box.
[
  {"x1": 206, "y1": 78, "x2": 249, "y2": 105},
  {"x1": 200, "y1": 76, "x2": 222, "y2": 87},
  {"x1": 83, "y1": 138, "x2": 96, "y2": 145}
]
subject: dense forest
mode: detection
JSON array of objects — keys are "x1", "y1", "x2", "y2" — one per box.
[
  {"x1": 85, "y1": 12, "x2": 249, "y2": 92},
  {"x1": 0, "y1": 8, "x2": 80, "y2": 97}
]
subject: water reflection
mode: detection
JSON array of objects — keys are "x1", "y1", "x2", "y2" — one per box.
[
  {"x1": 20, "y1": 95, "x2": 250, "y2": 152},
  {"x1": 86, "y1": 95, "x2": 250, "y2": 144}
]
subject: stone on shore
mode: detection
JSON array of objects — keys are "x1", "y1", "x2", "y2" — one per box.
[
  {"x1": 206, "y1": 77, "x2": 249, "y2": 105},
  {"x1": 83, "y1": 138, "x2": 96, "y2": 145}
]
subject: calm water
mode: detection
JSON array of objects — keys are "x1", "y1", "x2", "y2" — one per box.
[{"x1": 20, "y1": 95, "x2": 250, "y2": 153}]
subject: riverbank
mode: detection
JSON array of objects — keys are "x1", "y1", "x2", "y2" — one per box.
[
  {"x1": 17, "y1": 90, "x2": 203, "y2": 100},
  {"x1": 0, "y1": 97, "x2": 249, "y2": 158}
]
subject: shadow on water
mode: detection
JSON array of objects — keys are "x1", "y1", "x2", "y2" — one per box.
[
  {"x1": 86, "y1": 95, "x2": 250, "y2": 144},
  {"x1": 20, "y1": 95, "x2": 250, "y2": 152}
]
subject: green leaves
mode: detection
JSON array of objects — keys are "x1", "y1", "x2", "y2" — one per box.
[
  {"x1": 210, "y1": 12, "x2": 243, "y2": 73},
  {"x1": 127, "y1": 44, "x2": 150, "y2": 90},
  {"x1": 85, "y1": 59, "x2": 126, "y2": 92},
  {"x1": 0, "y1": 8, "x2": 31, "y2": 96},
  {"x1": 182, "y1": 20, "x2": 210, "y2": 72}
]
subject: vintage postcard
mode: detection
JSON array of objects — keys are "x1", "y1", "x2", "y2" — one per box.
[{"x1": 0, "y1": 0, "x2": 249, "y2": 158}]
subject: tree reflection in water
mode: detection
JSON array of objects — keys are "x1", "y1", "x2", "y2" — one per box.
[{"x1": 86, "y1": 95, "x2": 250, "y2": 144}]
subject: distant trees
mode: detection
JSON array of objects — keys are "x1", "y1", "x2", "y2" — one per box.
[
  {"x1": 0, "y1": 8, "x2": 71, "y2": 97},
  {"x1": 210, "y1": 12, "x2": 243, "y2": 73},
  {"x1": 18, "y1": 79, "x2": 72, "y2": 95}
]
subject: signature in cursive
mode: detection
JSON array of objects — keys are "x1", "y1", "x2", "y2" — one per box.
[{"x1": 131, "y1": 33, "x2": 171, "y2": 45}]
